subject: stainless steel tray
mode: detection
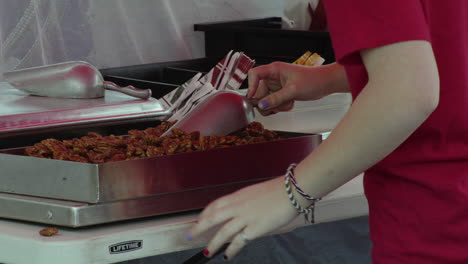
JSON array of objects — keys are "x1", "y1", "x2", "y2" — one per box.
[
  {"x1": 0, "y1": 83, "x2": 170, "y2": 136},
  {"x1": 0, "y1": 182, "x2": 255, "y2": 227},
  {"x1": 0, "y1": 132, "x2": 321, "y2": 227},
  {"x1": 0, "y1": 132, "x2": 321, "y2": 204}
]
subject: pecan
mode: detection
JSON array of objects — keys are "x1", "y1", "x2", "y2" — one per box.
[
  {"x1": 39, "y1": 227, "x2": 59, "y2": 237},
  {"x1": 25, "y1": 121, "x2": 281, "y2": 163}
]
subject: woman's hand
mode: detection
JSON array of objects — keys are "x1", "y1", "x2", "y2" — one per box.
[
  {"x1": 247, "y1": 62, "x2": 349, "y2": 116},
  {"x1": 187, "y1": 176, "x2": 299, "y2": 260}
]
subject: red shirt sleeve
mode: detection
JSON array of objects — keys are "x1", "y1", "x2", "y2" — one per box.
[{"x1": 323, "y1": 0, "x2": 431, "y2": 64}]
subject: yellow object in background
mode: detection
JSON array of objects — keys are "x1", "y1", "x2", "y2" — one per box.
[
  {"x1": 293, "y1": 51, "x2": 312, "y2": 65},
  {"x1": 293, "y1": 51, "x2": 325, "y2": 67}
]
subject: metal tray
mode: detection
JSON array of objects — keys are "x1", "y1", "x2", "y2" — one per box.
[
  {"x1": 0, "y1": 132, "x2": 321, "y2": 204},
  {"x1": 0, "y1": 181, "x2": 256, "y2": 227},
  {"x1": 0, "y1": 132, "x2": 321, "y2": 227},
  {"x1": 0, "y1": 83, "x2": 170, "y2": 137}
]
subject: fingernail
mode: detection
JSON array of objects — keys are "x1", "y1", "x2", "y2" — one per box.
[
  {"x1": 203, "y1": 248, "x2": 210, "y2": 257},
  {"x1": 223, "y1": 255, "x2": 229, "y2": 261},
  {"x1": 185, "y1": 232, "x2": 192, "y2": 241},
  {"x1": 259, "y1": 100, "x2": 269, "y2": 110}
]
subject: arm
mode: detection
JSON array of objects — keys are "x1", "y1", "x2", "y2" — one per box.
[
  {"x1": 188, "y1": 40, "x2": 439, "y2": 260},
  {"x1": 293, "y1": 40, "x2": 439, "y2": 201}
]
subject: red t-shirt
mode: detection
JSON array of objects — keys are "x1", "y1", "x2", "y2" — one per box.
[{"x1": 324, "y1": 1, "x2": 468, "y2": 263}]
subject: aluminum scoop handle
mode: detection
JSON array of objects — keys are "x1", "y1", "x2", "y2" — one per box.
[{"x1": 103, "y1": 81, "x2": 152, "y2": 99}]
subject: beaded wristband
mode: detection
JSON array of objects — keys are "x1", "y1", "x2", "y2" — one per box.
[
  {"x1": 286, "y1": 164, "x2": 321, "y2": 203},
  {"x1": 284, "y1": 163, "x2": 321, "y2": 224}
]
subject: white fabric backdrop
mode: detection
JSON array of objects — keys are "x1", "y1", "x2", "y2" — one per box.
[{"x1": 0, "y1": 0, "x2": 317, "y2": 75}]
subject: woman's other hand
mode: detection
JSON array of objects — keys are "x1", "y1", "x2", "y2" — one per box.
[{"x1": 187, "y1": 176, "x2": 300, "y2": 260}]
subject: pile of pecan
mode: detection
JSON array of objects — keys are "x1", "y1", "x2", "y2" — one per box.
[{"x1": 25, "y1": 121, "x2": 280, "y2": 164}]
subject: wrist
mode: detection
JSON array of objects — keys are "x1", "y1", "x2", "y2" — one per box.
[
  {"x1": 318, "y1": 63, "x2": 349, "y2": 94},
  {"x1": 283, "y1": 163, "x2": 321, "y2": 223}
]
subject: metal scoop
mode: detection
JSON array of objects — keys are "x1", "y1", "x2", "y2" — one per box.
[
  {"x1": 162, "y1": 91, "x2": 256, "y2": 136},
  {"x1": 2, "y1": 61, "x2": 152, "y2": 99}
]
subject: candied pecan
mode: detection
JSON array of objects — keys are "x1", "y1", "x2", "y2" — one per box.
[
  {"x1": 162, "y1": 138, "x2": 180, "y2": 154},
  {"x1": 39, "y1": 227, "x2": 59, "y2": 237},
  {"x1": 188, "y1": 131, "x2": 200, "y2": 140},
  {"x1": 126, "y1": 144, "x2": 146, "y2": 158},
  {"x1": 150, "y1": 136, "x2": 165, "y2": 146},
  {"x1": 223, "y1": 136, "x2": 239, "y2": 145},
  {"x1": 174, "y1": 138, "x2": 193, "y2": 153},
  {"x1": 25, "y1": 121, "x2": 280, "y2": 163},
  {"x1": 52, "y1": 151, "x2": 71, "y2": 161},
  {"x1": 72, "y1": 147, "x2": 88, "y2": 155},
  {"x1": 159, "y1": 120, "x2": 177, "y2": 133},
  {"x1": 128, "y1": 129, "x2": 145, "y2": 139},
  {"x1": 218, "y1": 136, "x2": 227, "y2": 145},
  {"x1": 263, "y1": 130, "x2": 279, "y2": 140},
  {"x1": 143, "y1": 127, "x2": 159, "y2": 135},
  {"x1": 192, "y1": 139, "x2": 202, "y2": 150},
  {"x1": 25, "y1": 145, "x2": 43, "y2": 158},
  {"x1": 86, "y1": 132, "x2": 103, "y2": 138},
  {"x1": 84, "y1": 140, "x2": 99, "y2": 149},
  {"x1": 41, "y1": 138, "x2": 65, "y2": 149},
  {"x1": 234, "y1": 138, "x2": 249, "y2": 146},
  {"x1": 97, "y1": 135, "x2": 126, "y2": 148},
  {"x1": 106, "y1": 153, "x2": 127, "y2": 162},
  {"x1": 206, "y1": 136, "x2": 219, "y2": 149},
  {"x1": 245, "y1": 121, "x2": 264, "y2": 137},
  {"x1": 87, "y1": 151, "x2": 105, "y2": 164},
  {"x1": 30, "y1": 143, "x2": 53, "y2": 158},
  {"x1": 142, "y1": 134, "x2": 163, "y2": 146},
  {"x1": 250, "y1": 137, "x2": 267, "y2": 144},
  {"x1": 146, "y1": 146, "x2": 165, "y2": 157},
  {"x1": 96, "y1": 146, "x2": 122, "y2": 159},
  {"x1": 63, "y1": 138, "x2": 86, "y2": 149},
  {"x1": 68, "y1": 154, "x2": 89, "y2": 163},
  {"x1": 170, "y1": 128, "x2": 186, "y2": 137}
]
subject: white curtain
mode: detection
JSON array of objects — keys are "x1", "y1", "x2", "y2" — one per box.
[
  {"x1": 0, "y1": 0, "x2": 319, "y2": 75},
  {"x1": 0, "y1": 0, "x2": 316, "y2": 75}
]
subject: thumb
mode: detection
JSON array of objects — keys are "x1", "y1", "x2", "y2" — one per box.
[{"x1": 258, "y1": 82, "x2": 297, "y2": 110}]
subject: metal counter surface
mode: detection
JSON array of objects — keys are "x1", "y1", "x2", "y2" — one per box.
[{"x1": 0, "y1": 174, "x2": 367, "y2": 264}]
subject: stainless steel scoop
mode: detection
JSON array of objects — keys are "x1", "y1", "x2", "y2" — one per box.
[
  {"x1": 162, "y1": 91, "x2": 256, "y2": 136},
  {"x1": 2, "y1": 61, "x2": 152, "y2": 99}
]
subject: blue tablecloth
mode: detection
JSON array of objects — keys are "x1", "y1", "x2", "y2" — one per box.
[{"x1": 120, "y1": 216, "x2": 371, "y2": 264}]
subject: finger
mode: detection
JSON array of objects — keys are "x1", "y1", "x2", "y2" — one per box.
[
  {"x1": 276, "y1": 101, "x2": 295, "y2": 112},
  {"x1": 247, "y1": 69, "x2": 260, "y2": 98},
  {"x1": 205, "y1": 219, "x2": 245, "y2": 257},
  {"x1": 253, "y1": 80, "x2": 270, "y2": 100},
  {"x1": 224, "y1": 227, "x2": 256, "y2": 260},
  {"x1": 253, "y1": 78, "x2": 284, "y2": 105},
  {"x1": 258, "y1": 82, "x2": 297, "y2": 110},
  {"x1": 256, "y1": 101, "x2": 294, "y2": 116},
  {"x1": 189, "y1": 199, "x2": 233, "y2": 239},
  {"x1": 247, "y1": 64, "x2": 280, "y2": 98},
  {"x1": 256, "y1": 107, "x2": 276, "y2": 116}
]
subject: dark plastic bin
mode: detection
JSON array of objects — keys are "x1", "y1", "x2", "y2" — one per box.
[
  {"x1": 194, "y1": 17, "x2": 335, "y2": 63},
  {"x1": 100, "y1": 17, "x2": 335, "y2": 99},
  {"x1": 100, "y1": 58, "x2": 219, "y2": 99}
]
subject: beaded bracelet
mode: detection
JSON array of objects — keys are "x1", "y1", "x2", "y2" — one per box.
[
  {"x1": 286, "y1": 164, "x2": 322, "y2": 203},
  {"x1": 284, "y1": 163, "x2": 321, "y2": 224}
]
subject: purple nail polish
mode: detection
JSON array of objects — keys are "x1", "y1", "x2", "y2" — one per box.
[
  {"x1": 185, "y1": 232, "x2": 192, "y2": 241},
  {"x1": 259, "y1": 100, "x2": 269, "y2": 110}
]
